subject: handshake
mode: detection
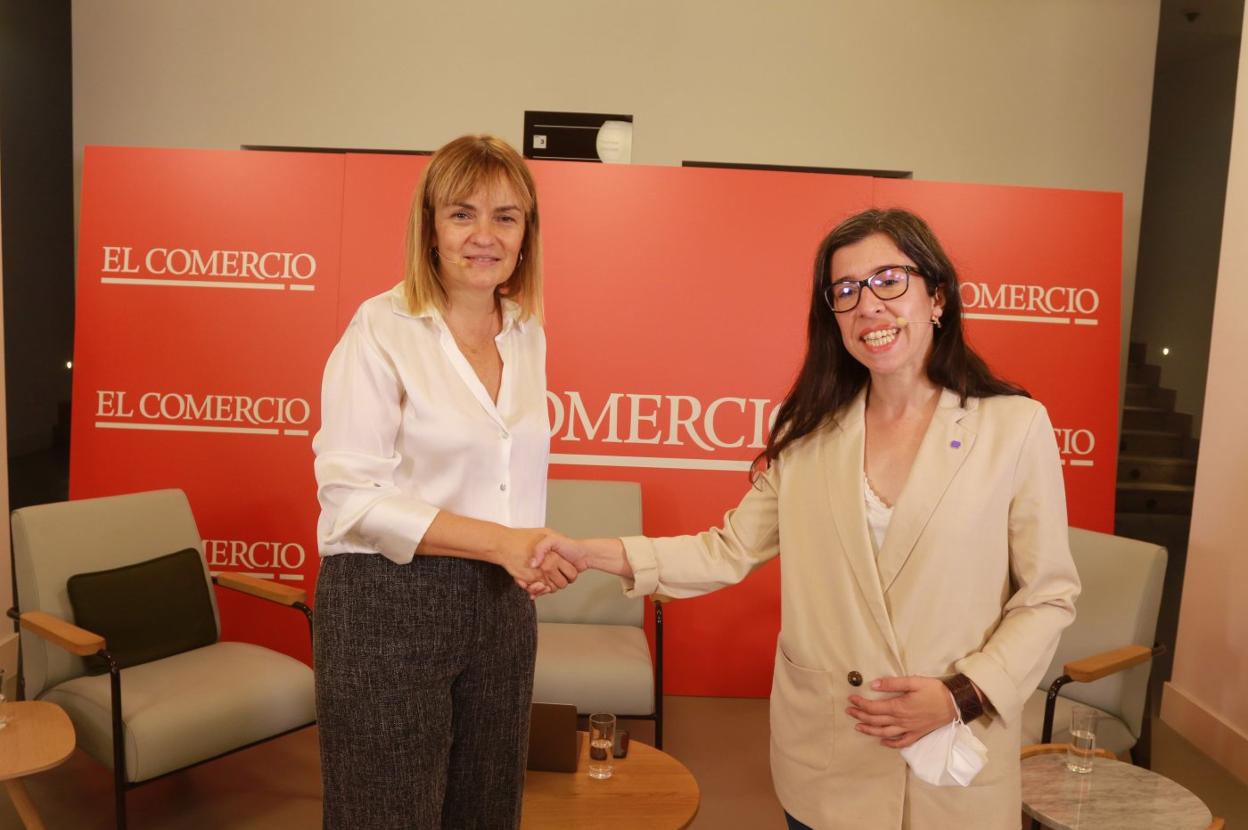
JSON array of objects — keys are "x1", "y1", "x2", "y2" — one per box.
[{"x1": 502, "y1": 529, "x2": 590, "y2": 599}]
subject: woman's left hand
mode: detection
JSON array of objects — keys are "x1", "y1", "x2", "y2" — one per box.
[{"x1": 847, "y1": 675, "x2": 957, "y2": 748}]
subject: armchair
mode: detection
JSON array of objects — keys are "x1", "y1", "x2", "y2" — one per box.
[
  {"x1": 533, "y1": 480, "x2": 664, "y2": 747},
  {"x1": 8, "y1": 489, "x2": 315, "y2": 829},
  {"x1": 1020, "y1": 527, "x2": 1167, "y2": 766}
]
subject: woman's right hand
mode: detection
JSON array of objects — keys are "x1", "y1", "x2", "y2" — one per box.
[
  {"x1": 501, "y1": 531, "x2": 582, "y2": 598},
  {"x1": 493, "y1": 527, "x2": 554, "y2": 585}
]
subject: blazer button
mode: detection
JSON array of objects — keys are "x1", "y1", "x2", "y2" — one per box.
[{"x1": 848, "y1": 671, "x2": 863, "y2": 687}]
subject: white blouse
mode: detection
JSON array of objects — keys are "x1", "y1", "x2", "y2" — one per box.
[
  {"x1": 313, "y1": 285, "x2": 550, "y2": 564},
  {"x1": 863, "y1": 473, "x2": 894, "y2": 557}
]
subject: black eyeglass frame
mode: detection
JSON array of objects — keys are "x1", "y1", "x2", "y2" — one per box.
[{"x1": 823, "y1": 264, "x2": 919, "y2": 313}]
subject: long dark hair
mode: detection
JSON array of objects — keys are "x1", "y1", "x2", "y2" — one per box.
[{"x1": 758, "y1": 208, "x2": 1026, "y2": 470}]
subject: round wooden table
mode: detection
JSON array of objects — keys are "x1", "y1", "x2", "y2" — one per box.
[
  {"x1": 1022, "y1": 752, "x2": 1213, "y2": 830},
  {"x1": 0, "y1": 701, "x2": 76, "y2": 830},
  {"x1": 522, "y1": 734, "x2": 700, "y2": 829}
]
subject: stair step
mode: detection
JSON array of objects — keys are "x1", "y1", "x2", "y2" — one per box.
[
  {"x1": 1117, "y1": 455, "x2": 1196, "y2": 485},
  {"x1": 1124, "y1": 383, "x2": 1177, "y2": 409},
  {"x1": 1120, "y1": 429, "x2": 1194, "y2": 458},
  {"x1": 1121, "y1": 405, "x2": 1191, "y2": 433},
  {"x1": 1113, "y1": 512, "x2": 1191, "y2": 553},
  {"x1": 1118, "y1": 509, "x2": 1193, "y2": 541},
  {"x1": 1117, "y1": 481, "x2": 1194, "y2": 492},
  {"x1": 1128, "y1": 341, "x2": 1147, "y2": 366},
  {"x1": 1127, "y1": 363, "x2": 1161, "y2": 385},
  {"x1": 1116, "y1": 482, "x2": 1194, "y2": 514}
]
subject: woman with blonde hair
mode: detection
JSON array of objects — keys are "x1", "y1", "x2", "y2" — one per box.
[{"x1": 312, "y1": 134, "x2": 577, "y2": 829}]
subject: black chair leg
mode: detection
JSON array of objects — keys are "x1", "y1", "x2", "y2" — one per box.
[
  {"x1": 294, "y1": 601, "x2": 314, "y2": 647},
  {"x1": 1130, "y1": 729, "x2": 1153, "y2": 769},
  {"x1": 1133, "y1": 679, "x2": 1155, "y2": 769},
  {"x1": 106, "y1": 653, "x2": 128, "y2": 829},
  {"x1": 115, "y1": 775, "x2": 128, "y2": 830},
  {"x1": 1041, "y1": 675, "x2": 1072, "y2": 744},
  {"x1": 653, "y1": 600, "x2": 664, "y2": 750}
]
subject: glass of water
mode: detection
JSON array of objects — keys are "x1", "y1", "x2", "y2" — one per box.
[
  {"x1": 588, "y1": 713, "x2": 616, "y2": 779},
  {"x1": 1065, "y1": 705, "x2": 1097, "y2": 773},
  {"x1": 0, "y1": 668, "x2": 11, "y2": 730}
]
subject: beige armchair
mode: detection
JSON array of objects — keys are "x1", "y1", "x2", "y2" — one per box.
[
  {"x1": 534, "y1": 479, "x2": 663, "y2": 746},
  {"x1": 8, "y1": 489, "x2": 315, "y2": 829},
  {"x1": 1020, "y1": 527, "x2": 1167, "y2": 766}
]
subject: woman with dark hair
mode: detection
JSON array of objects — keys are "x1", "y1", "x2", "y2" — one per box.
[{"x1": 533, "y1": 208, "x2": 1080, "y2": 829}]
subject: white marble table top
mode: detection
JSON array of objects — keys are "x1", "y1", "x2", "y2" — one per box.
[{"x1": 1021, "y1": 753, "x2": 1212, "y2": 830}]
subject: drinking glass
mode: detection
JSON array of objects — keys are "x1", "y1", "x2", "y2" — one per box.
[
  {"x1": 1065, "y1": 705, "x2": 1097, "y2": 773},
  {"x1": 588, "y1": 713, "x2": 616, "y2": 779},
  {"x1": 0, "y1": 668, "x2": 11, "y2": 730}
]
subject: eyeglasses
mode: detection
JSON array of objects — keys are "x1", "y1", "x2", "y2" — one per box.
[{"x1": 823, "y1": 265, "x2": 917, "y2": 313}]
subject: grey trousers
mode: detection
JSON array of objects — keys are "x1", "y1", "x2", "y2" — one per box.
[{"x1": 314, "y1": 553, "x2": 537, "y2": 830}]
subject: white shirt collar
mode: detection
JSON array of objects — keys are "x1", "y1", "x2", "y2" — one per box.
[{"x1": 387, "y1": 283, "x2": 526, "y2": 334}]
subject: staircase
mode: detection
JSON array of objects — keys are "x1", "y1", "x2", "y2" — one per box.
[
  {"x1": 1115, "y1": 341, "x2": 1197, "y2": 705},
  {"x1": 1118, "y1": 342, "x2": 1197, "y2": 528}
]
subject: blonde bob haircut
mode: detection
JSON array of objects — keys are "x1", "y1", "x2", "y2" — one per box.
[{"x1": 402, "y1": 134, "x2": 543, "y2": 321}]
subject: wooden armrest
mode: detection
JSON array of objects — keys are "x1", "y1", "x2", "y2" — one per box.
[
  {"x1": 1021, "y1": 743, "x2": 1116, "y2": 760},
  {"x1": 20, "y1": 610, "x2": 106, "y2": 656},
  {"x1": 1021, "y1": 742, "x2": 1064, "y2": 758},
  {"x1": 1064, "y1": 644, "x2": 1153, "y2": 683},
  {"x1": 215, "y1": 572, "x2": 307, "y2": 606}
]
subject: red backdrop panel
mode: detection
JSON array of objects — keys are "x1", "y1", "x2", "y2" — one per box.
[
  {"x1": 873, "y1": 178, "x2": 1121, "y2": 532},
  {"x1": 337, "y1": 153, "x2": 430, "y2": 334},
  {"x1": 71, "y1": 147, "x2": 345, "y2": 664},
  {"x1": 537, "y1": 163, "x2": 874, "y2": 696},
  {"x1": 71, "y1": 148, "x2": 1121, "y2": 696}
]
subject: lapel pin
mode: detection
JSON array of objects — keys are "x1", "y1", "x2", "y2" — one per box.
[{"x1": 950, "y1": 440, "x2": 962, "y2": 449}]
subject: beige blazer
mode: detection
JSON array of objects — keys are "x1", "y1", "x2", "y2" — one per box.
[{"x1": 623, "y1": 389, "x2": 1080, "y2": 830}]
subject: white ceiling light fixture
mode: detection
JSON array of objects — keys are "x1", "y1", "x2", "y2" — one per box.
[{"x1": 596, "y1": 121, "x2": 633, "y2": 164}]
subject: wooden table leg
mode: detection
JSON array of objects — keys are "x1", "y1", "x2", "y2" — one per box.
[{"x1": 4, "y1": 778, "x2": 47, "y2": 830}]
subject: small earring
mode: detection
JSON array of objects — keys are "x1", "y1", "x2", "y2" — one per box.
[
  {"x1": 931, "y1": 313, "x2": 942, "y2": 329},
  {"x1": 518, "y1": 251, "x2": 525, "y2": 263}
]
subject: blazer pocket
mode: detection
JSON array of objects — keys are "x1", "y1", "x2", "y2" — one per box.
[{"x1": 770, "y1": 644, "x2": 836, "y2": 770}]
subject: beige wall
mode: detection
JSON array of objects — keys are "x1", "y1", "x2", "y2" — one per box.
[
  {"x1": 72, "y1": 0, "x2": 1159, "y2": 363},
  {"x1": 1161, "y1": 25, "x2": 1248, "y2": 785}
]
